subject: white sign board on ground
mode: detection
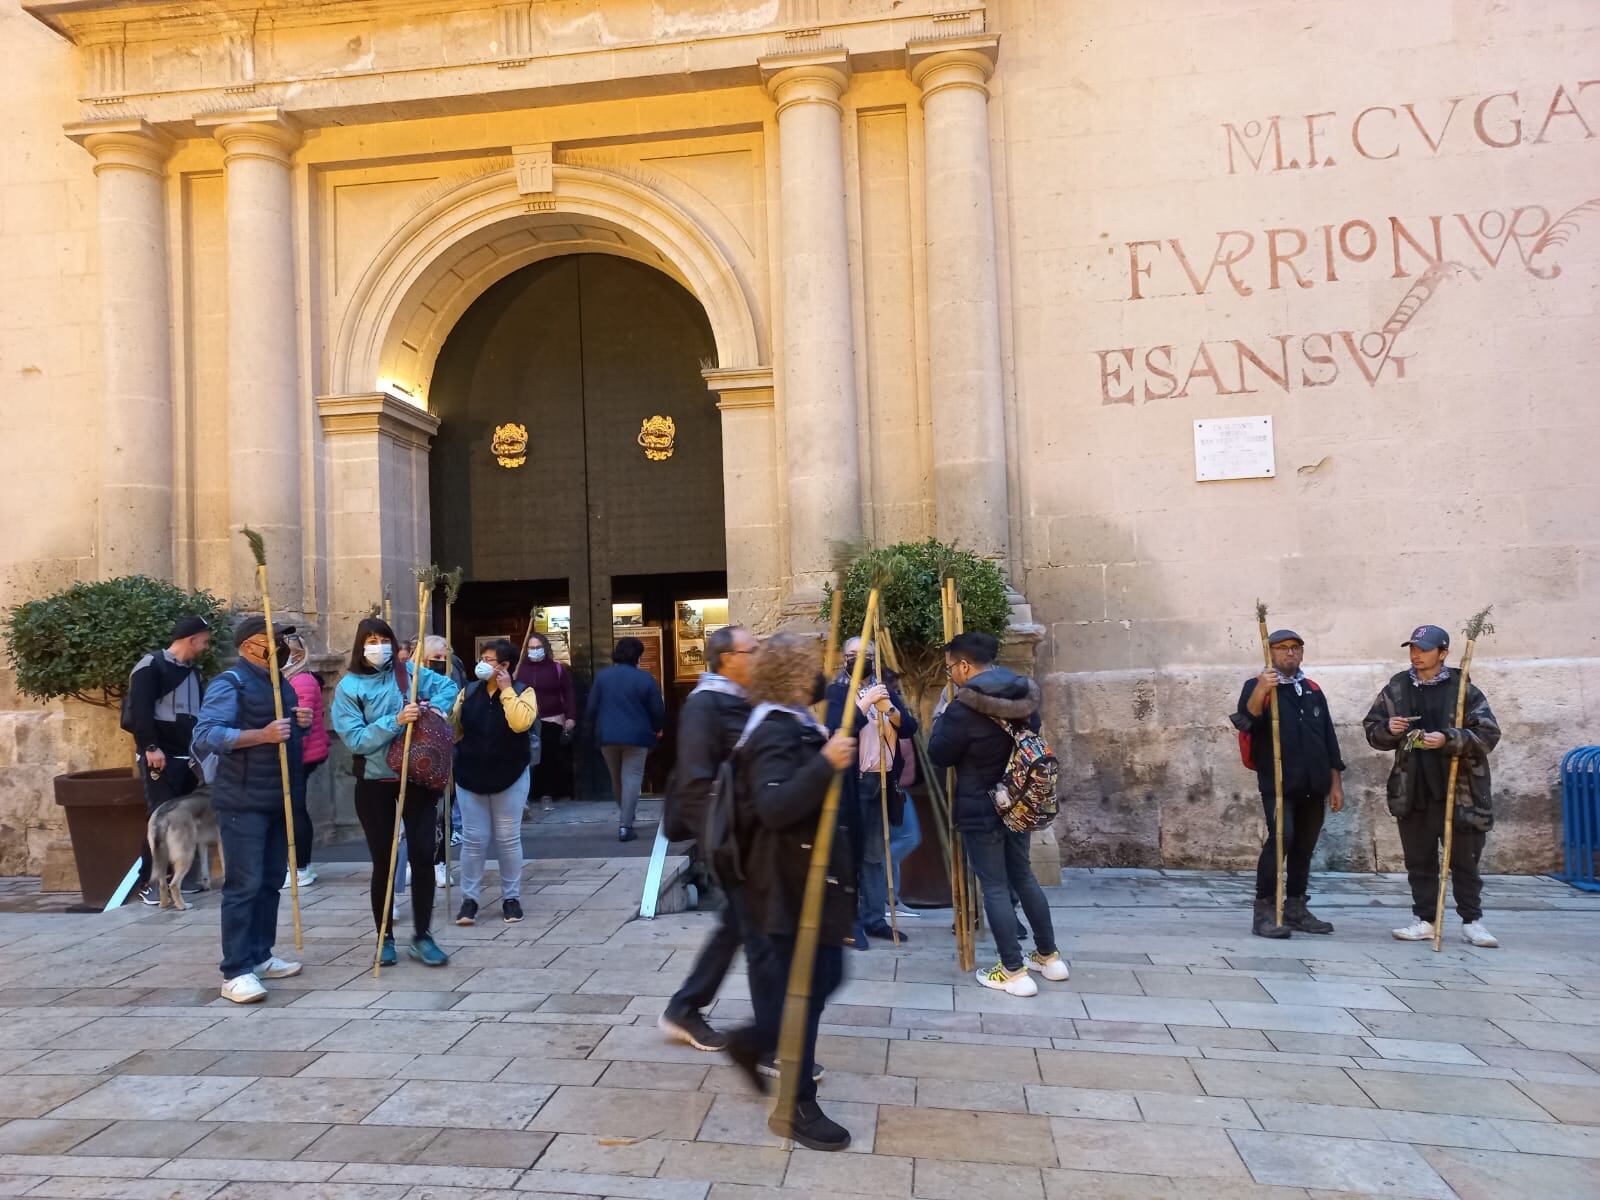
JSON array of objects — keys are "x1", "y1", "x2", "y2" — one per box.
[{"x1": 1193, "y1": 416, "x2": 1275, "y2": 481}]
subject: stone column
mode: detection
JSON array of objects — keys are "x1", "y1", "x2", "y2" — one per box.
[
  {"x1": 197, "y1": 107, "x2": 304, "y2": 608},
  {"x1": 65, "y1": 119, "x2": 175, "y2": 580},
  {"x1": 909, "y1": 36, "x2": 1010, "y2": 564},
  {"x1": 760, "y1": 51, "x2": 862, "y2": 608}
]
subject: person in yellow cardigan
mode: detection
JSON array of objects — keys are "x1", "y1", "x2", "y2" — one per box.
[{"x1": 450, "y1": 638, "x2": 539, "y2": 924}]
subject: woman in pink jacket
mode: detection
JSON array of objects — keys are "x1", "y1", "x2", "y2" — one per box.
[{"x1": 286, "y1": 640, "x2": 328, "y2": 889}]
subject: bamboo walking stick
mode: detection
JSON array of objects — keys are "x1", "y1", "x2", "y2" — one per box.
[
  {"x1": 942, "y1": 577, "x2": 975, "y2": 971},
  {"x1": 383, "y1": 587, "x2": 393, "y2": 628},
  {"x1": 773, "y1": 589, "x2": 879, "y2": 1138},
  {"x1": 374, "y1": 568, "x2": 437, "y2": 977},
  {"x1": 816, "y1": 591, "x2": 844, "y2": 723},
  {"x1": 870, "y1": 615, "x2": 901, "y2": 946},
  {"x1": 1256, "y1": 601, "x2": 1287, "y2": 928},
  {"x1": 441, "y1": 567, "x2": 463, "y2": 921},
  {"x1": 241, "y1": 528, "x2": 303, "y2": 951},
  {"x1": 1433, "y1": 606, "x2": 1494, "y2": 952}
]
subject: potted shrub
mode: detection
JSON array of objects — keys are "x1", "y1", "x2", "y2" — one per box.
[
  {"x1": 3, "y1": 576, "x2": 231, "y2": 906},
  {"x1": 822, "y1": 540, "x2": 1011, "y2": 906}
]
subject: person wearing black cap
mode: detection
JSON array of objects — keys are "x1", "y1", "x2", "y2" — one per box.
[
  {"x1": 192, "y1": 614, "x2": 313, "y2": 1003},
  {"x1": 1363, "y1": 624, "x2": 1502, "y2": 949},
  {"x1": 124, "y1": 615, "x2": 213, "y2": 905},
  {"x1": 1233, "y1": 629, "x2": 1345, "y2": 939}
]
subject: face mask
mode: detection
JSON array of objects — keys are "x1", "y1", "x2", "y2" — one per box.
[
  {"x1": 364, "y1": 643, "x2": 393, "y2": 668},
  {"x1": 530, "y1": 648, "x2": 546, "y2": 663},
  {"x1": 275, "y1": 643, "x2": 292, "y2": 669},
  {"x1": 427, "y1": 658, "x2": 447, "y2": 675},
  {"x1": 474, "y1": 660, "x2": 496, "y2": 681},
  {"x1": 809, "y1": 671, "x2": 828, "y2": 706}
]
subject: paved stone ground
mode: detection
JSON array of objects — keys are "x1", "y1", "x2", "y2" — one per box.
[{"x1": 0, "y1": 865, "x2": 1596, "y2": 1199}]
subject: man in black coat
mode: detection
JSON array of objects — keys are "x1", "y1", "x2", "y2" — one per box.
[
  {"x1": 659, "y1": 626, "x2": 762, "y2": 1053},
  {"x1": 1232, "y1": 629, "x2": 1346, "y2": 939},
  {"x1": 126, "y1": 615, "x2": 212, "y2": 905},
  {"x1": 927, "y1": 632, "x2": 1068, "y2": 998}
]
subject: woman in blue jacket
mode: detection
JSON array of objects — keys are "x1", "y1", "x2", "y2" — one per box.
[
  {"x1": 331, "y1": 616, "x2": 458, "y2": 966},
  {"x1": 584, "y1": 635, "x2": 664, "y2": 842}
]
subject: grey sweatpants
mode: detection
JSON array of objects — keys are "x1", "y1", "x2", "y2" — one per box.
[{"x1": 601, "y1": 745, "x2": 649, "y2": 829}]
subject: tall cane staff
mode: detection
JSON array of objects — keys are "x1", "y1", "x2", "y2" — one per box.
[
  {"x1": 374, "y1": 566, "x2": 439, "y2": 977},
  {"x1": 773, "y1": 589, "x2": 878, "y2": 1140},
  {"x1": 241, "y1": 528, "x2": 303, "y2": 951},
  {"x1": 942, "y1": 577, "x2": 977, "y2": 971},
  {"x1": 441, "y1": 567, "x2": 464, "y2": 921},
  {"x1": 1255, "y1": 601, "x2": 1287, "y2": 928},
  {"x1": 383, "y1": 587, "x2": 393, "y2": 628},
  {"x1": 816, "y1": 591, "x2": 844, "y2": 723},
  {"x1": 512, "y1": 604, "x2": 540, "y2": 676},
  {"x1": 1433, "y1": 606, "x2": 1495, "y2": 952},
  {"x1": 869, "y1": 613, "x2": 902, "y2": 946}
]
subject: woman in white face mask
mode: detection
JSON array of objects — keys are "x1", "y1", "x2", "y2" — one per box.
[
  {"x1": 515, "y1": 632, "x2": 577, "y2": 809},
  {"x1": 330, "y1": 616, "x2": 459, "y2": 967},
  {"x1": 449, "y1": 639, "x2": 538, "y2": 925}
]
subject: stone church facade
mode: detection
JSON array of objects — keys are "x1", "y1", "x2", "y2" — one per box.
[{"x1": 1, "y1": 0, "x2": 1596, "y2": 875}]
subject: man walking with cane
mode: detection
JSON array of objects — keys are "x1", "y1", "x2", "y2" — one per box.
[
  {"x1": 1363, "y1": 623, "x2": 1502, "y2": 948},
  {"x1": 1232, "y1": 629, "x2": 1345, "y2": 939}
]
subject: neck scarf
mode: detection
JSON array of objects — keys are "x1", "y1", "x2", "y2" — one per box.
[
  {"x1": 691, "y1": 672, "x2": 747, "y2": 700},
  {"x1": 1409, "y1": 665, "x2": 1452, "y2": 687}
]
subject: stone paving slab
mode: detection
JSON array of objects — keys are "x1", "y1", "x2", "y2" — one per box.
[{"x1": 0, "y1": 865, "x2": 1595, "y2": 1196}]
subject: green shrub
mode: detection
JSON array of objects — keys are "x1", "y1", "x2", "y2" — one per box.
[
  {"x1": 822, "y1": 539, "x2": 1010, "y2": 709},
  {"x1": 3, "y1": 576, "x2": 233, "y2": 706}
]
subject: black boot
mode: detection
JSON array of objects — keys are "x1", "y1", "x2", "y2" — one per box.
[
  {"x1": 770, "y1": 1098, "x2": 851, "y2": 1151},
  {"x1": 1285, "y1": 897, "x2": 1334, "y2": 935},
  {"x1": 1252, "y1": 898, "x2": 1290, "y2": 939}
]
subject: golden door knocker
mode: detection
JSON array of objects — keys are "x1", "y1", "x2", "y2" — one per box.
[
  {"x1": 638, "y1": 415, "x2": 675, "y2": 461},
  {"x1": 492, "y1": 422, "x2": 528, "y2": 468}
]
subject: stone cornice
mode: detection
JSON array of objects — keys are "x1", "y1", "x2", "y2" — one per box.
[
  {"x1": 196, "y1": 107, "x2": 302, "y2": 165},
  {"x1": 317, "y1": 392, "x2": 441, "y2": 451},
  {"x1": 702, "y1": 366, "x2": 775, "y2": 410},
  {"x1": 907, "y1": 33, "x2": 999, "y2": 100},
  {"x1": 64, "y1": 116, "x2": 172, "y2": 175}
]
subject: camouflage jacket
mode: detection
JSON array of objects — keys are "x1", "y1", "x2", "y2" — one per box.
[{"x1": 1361, "y1": 670, "x2": 1500, "y2": 830}]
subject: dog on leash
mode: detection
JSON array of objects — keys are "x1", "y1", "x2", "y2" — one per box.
[{"x1": 148, "y1": 794, "x2": 222, "y2": 910}]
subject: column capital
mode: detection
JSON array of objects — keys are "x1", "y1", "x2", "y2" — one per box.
[
  {"x1": 907, "y1": 34, "x2": 1000, "y2": 101},
  {"x1": 758, "y1": 50, "x2": 851, "y2": 115},
  {"x1": 703, "y1": 365, "x2": 775, "y2": 410},
  {"x1": 317, "y1": 392, "x2": 441, "y2": 452},
  {"x1": 196, "y1": 106, "x2": 302, "y2": 166},
  {"x1": 64, "y1": 118, "x2": 173, "y2": 177}
]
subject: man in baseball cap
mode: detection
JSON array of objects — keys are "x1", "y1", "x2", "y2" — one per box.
[
  {"x1": 1363, "y1": 621, "x2": 1502, "y2": 948},
  {"x1": 1231, "y1": 628, "x2": 1345, "y2": 939}
]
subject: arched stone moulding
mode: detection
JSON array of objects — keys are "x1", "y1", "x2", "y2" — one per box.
[{"x1": 331, "y1": 162, "x2": 767, "y2": 407}]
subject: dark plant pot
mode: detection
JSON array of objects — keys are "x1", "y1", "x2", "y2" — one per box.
[
  {"x1": 53, "y1": 768, "x2": 146, "y2": 909},
  {"x1": 898, "y1": 783, "x2": 953, "y2": 908}
]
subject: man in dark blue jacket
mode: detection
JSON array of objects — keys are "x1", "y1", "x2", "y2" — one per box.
[
  {"x1": 585, "y1": 636, "x2": 666, "y2": 841},
  {"x1": 193, "y1": 615, "x2": 309, "y2": 1004},
  {"x1": 927, "y1": 632, "x2": 1068, "y2": 998}
]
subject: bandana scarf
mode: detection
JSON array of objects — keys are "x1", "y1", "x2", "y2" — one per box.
[{"x1": 1409, "y1": 665, "x2": 1453, "y2": 687}]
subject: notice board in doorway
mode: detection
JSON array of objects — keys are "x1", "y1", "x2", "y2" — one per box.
[{"x1": 615, "y1": 624, "x2": 665, "y2": 698}]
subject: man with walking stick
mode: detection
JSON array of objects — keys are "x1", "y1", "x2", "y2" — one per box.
[
  {"x1": 1233, "y1": 629, "x2": 1346, "y2": 939},
  {"x1": 1364, "y1": 621, "x2": 1501, "y2": 948},
  {"x1": 192, "y1": 615, "x2": 310, "y2": 1003}
]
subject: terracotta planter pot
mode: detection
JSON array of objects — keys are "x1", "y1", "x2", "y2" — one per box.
[
  {"x1": 897, "y1": 784, "x2": 953, "y2": 908},
  {"x1": 53, "y1": 768, "x2": 147, "y2": 909}
]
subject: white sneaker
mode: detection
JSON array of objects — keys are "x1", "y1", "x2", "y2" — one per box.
[
  {"x1": 886, "y1": 907, "x2": 919, "y2": 920},
  {"x1": 434, "y1": 863, "x2": 448, "y2": 888},
  {"x1": 297, "y1": 866, "x2": 317, "y2": 888},
  {"x1": 1027, "y1": 951, "x2": 1070, "y2": 981},
  {"x1": 1462, "y1": 921, "x2": 1499, "y2": 948},
  {"x1": 1392, "y1": 918, "x2": 1436, "y2": 941},
  {"x1": 977, "y1": 961, "x2": 1038, "y2": 997},
  {"x1": 254, "y1": 956, "x2": 302, "y2": 980},
  {"x1": 221, "y1": 973, "x2": 267, "y2": 1004}
]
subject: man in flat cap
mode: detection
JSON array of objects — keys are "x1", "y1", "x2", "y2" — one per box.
[
  {"x1": 1363, "y1": 624, "x2": 1501, "y2": 948},
  {"x1": 193, "y1": 614, "x2": 313, "y2": 1002},
  {"x1": 1233, "y1": 629, "x2": 1344, "y2": 939}
]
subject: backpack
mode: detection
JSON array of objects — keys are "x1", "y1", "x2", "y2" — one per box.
[
  {"x1": 989, "y1": 717, "x2": 1060, "y2": 834},
  {"x1": 1237, "y1": 677, "x2": 1321, "y2": 769},
  {"x1": 383, "y1": 664, "x2": 454, "y2": 791},
  {"x1": 700, "y1": 754, "x2": 743, "y2": 887}
]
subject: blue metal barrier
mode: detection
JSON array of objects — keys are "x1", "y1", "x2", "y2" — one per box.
[{"x1": 1560, "y1": 746, "x2": 1600, "y2": 893}]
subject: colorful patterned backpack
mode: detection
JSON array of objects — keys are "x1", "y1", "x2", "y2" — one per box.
[
  {"x1": 989, "y1": 718, "x2": 1061, "y2": 833},
  {"x1": 384, "y1": 664, "x2": 454, "y2": 790}
]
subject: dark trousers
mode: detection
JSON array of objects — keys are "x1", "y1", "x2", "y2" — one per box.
[
  {"x1": 532, "y1": 722, "x2": 572, "y2": 800},
  {"x1": 965, "y1": 825, "x2": 1058, "y2": 973},
  {"x1": 731, "y1": 933, "x2": 844, "y2": 1104},
  {"x1": 291, "y1": 759, "x2": 321, "y2": 870},
  {"x1": 1254, "y1": 790, "x2": 1326, "y2": 901},
  {"x1": 1397, "y1": 800, "x2": 1486, "y2": 923},
  {"x1": 215, "y1": 806, "x2": 288, "y2": 979},
  {"x1": 354, "y1": 778, "x2": 440, "y2": 938},
  {"x1": 668, "y1": 887, "x2": 770, "y2": 1018}
]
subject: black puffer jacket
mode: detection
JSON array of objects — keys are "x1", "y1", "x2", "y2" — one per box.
[
  {"x1": 735, "y1": 709, "x2": 858, "y2": 945},
  {"x1": 927, "y1": 667, "x2": 1041, "y2": 835},
  {"x1": 663, "y1": 683, "x2": 751, "y2": 842}
]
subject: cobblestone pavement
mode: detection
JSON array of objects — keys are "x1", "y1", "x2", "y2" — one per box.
[{"x1": 0, "y1": 864, "x2": 1596, "y2": 1198}]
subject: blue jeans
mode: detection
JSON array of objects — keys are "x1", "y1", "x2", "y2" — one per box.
[
  {"x1": 215, "y1": 807, "x2": 288, "y2": 979},
  {"x1": 964, "y1": 825, "x2": 1057, "y2": 973},
  {"x1": 856, "y1": 774, "x2": 922, "y2": 924},
  {"x1": 457, "y1": 770, "x2": 530, "y2": 902}
]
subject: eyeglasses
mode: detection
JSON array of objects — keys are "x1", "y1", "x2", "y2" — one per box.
[{"x1": 725, "y1": 648, "x2": 756, "y2": 657}]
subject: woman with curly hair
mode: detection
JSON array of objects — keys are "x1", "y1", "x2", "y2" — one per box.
[{"x1": 724, "y1": 631, "x2": 858, "y2": 1152}]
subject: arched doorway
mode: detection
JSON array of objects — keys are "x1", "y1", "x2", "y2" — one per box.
[{"x1": 428, "y1": 253, "x2": 726, "y2": 798}]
